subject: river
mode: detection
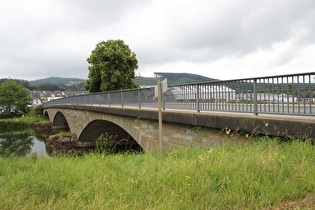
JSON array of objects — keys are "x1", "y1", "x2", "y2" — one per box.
[{"x1": 0, "y1": 129, "x2": 48, "y2": 158}]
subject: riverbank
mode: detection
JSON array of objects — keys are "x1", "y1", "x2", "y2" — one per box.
[
  {"x1": 0, "y1": 107, "x2": 49, "y2": 130},
  {"x1": 0, "y1": 138, "x2": 314, "y2": 209},
  {"x1": 0, "y1": 116, "x2": 49, "y2": 130}
]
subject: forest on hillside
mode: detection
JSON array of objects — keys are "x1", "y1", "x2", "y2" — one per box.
[{"x1": 1, "y1": 73, "x2": 217, "y2": 91}]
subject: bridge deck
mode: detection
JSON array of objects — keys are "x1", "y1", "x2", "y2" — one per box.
[{"x1": 45, "y1": 104, "x2": 315, "y2": 139}]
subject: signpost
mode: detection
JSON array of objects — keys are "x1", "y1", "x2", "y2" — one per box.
[
  {"x1": 158, "y1": 80, "x2": 163, "y2": 155},
  {"x1": 157, "y1": 78, "x2": 167, "y2": 156}
]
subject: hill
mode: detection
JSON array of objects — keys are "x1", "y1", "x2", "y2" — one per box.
[
  {"x1": 30, "y1": 73, "x2": 217, "y2": 87},
  {"x1": 133, "y1": 76, "x2": 157, "y2": 86},
  {"x1": 30, "y1": 77, "x2": 85, "y2": 85},
  {"x1": 154, "y1": 72, "x2": 218, "y2": 85},
  {"x1": 134, "y1": 73, "x2": 217, "y2": 86}
]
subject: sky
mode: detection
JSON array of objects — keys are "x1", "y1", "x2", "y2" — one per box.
[{"x1": 0, "y1": 0, "x2": 315, "y2": 81}]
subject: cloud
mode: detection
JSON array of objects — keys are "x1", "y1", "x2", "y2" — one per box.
[
  {"x1": 135, "y1": 0, "x2": 315, "y2": 79},
  {"x1": 0, "y1": 0, "x2": 314, "y2": 80},
  {"x1": 167, "y1": 0, "x2": 315, "y2": 59}
]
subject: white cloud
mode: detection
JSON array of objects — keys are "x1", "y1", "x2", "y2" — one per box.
[{"x1": 0, "y1": 0, "x2": 314, "y2": 81}]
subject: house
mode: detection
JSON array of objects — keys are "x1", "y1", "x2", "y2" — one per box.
[
  {"x1": 170, "y1": 85, "x2": 236, "y2": 102},
  {"x1": 32, "y1": 97, "x2": 42, "y2": 107}
]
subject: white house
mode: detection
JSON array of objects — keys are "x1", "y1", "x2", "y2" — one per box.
[
  {"x1": 31, "y1": 97, "x2": 42, "y2": 107},
  {"x1": 170, "y1": 85, "x2": 236, "y2": 102}
]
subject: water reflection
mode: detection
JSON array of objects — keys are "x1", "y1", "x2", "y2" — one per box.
[{"x1": 0, "y1": 130, "x2": 47, "y2": 158}]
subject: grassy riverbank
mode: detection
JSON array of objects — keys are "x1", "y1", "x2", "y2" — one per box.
[
  {"x1": 0, "y1": 138, "x2": 314, "y2": 209},
  {"x1": 0, "y1": 116, "x2": 47, "y2": 129},
  {"x1": 0, "y1": 107, "x2": 48, "y2": 130}
]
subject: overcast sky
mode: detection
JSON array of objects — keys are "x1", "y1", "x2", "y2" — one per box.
[{"x1": 1, "y1": 0, "x2": 315, "y2": 81}]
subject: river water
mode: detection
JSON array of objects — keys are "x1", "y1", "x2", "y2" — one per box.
[{"x1": 0, "y1": 129, "x2": 48, "y2": 158}]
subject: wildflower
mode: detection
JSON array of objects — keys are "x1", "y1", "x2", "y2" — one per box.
[
  {"x1": 185, "y1": 176, "x2": 191, "y2": 180},
  {"x1": 224, "y1": 127, "x2": 231, "y2": 135},
  {"x1": 206, "y1": 149, "x2": 213, "y2": 154}
]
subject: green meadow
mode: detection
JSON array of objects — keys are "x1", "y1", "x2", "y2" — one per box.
[{"x1": 0, "y1": 138, "x2": 314, "y2": 209}]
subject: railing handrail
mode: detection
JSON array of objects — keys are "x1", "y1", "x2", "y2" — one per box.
[
  {"x1": 44, "y1": 72, "x2": 315, "y2": 116},
  {"x1": 168, "y1": 72, "x2": 315, "y2": 87}
]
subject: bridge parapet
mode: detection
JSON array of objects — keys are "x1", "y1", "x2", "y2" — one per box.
[{"x1": 44, "y1": 72, "x2": 315, "y2": 116}]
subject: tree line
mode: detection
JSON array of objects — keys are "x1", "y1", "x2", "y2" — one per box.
[{"x1": 0, "y1": 79, "x2": 86, "y2": 91}]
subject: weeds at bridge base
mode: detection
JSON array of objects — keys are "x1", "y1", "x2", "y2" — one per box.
[{"x1": 96, "y1": 133, "x2": 143, "y2": 155}]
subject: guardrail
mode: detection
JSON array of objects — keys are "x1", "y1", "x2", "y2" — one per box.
[{"x1": 44, "y1": 72, "x2": 315, "y2": 116}]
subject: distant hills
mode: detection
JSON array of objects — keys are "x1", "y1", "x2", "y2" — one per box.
[
  {"x1": 133, "y1": 77, "x2": 157, "y2": 86},
  {"x1": 30, "y1": 77, "x2": 85, "y2": 85},
  {"x1": 134, "y1": 72, "x2": 218, "y2": 86},
  {"x1": 29, "y1": 73, "x2": 217, "y2": 87},
  {"x1": 153, "y1": 72, "x2": 218, "y2": 85},
  {"x1": 28, "y1": 72, "x2": 216, "y2": 90}
]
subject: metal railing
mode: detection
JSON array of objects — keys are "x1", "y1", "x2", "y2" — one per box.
[{"x1": 43, "y1": 72, "x2": 315, "y2": 116}]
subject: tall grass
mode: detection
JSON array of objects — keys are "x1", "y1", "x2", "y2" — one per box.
[{"x1": 0, "y1": 138, "x2": 314, "y2": 209}]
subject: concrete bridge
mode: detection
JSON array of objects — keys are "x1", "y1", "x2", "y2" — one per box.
[
  {"x1": 43, "y1": 73, "x2": 315, "y2": 152},
  {"x1": 44, "y1": 104, "x2": 315, "y2": 152}
]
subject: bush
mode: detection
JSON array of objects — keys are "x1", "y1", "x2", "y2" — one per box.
[
  {"x1": 0, "y1": 111, "x2": 23, "y2": 119},
  {"x1": 33, "y1": 104, "x2": 44, "y2": 117},
  {"x1": 95, "y1": 133, "x2": 118, "y2": 155}
]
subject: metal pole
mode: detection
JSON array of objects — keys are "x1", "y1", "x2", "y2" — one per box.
[
  {"x1": 138, "y1": 89, "x2": 141, "y2": 108},
  {"x1": 162, "y1": 91, "x2": 166, "y2": 110},
  {"x1": 158, "y1": 80, "x2": 163, "y2": 156},
  {"x1": 121, "y1": 91, "x2": 124, "y2": 107},
  {"x1": 108, "y1": 93, "x2": 111, "y2": 107},
  {"x1": 253, "y1": 79, "x2": 258, "y2": 115},
  {"x1": 196, "y1": 84, "x2": 200, "y2": 112}
]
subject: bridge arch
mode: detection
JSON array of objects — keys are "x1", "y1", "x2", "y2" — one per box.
[
  {"x1": 43, "y1": 111, "x2": 49, "y2": 119},
  {"x1": 53, "y1": 111, "x2": 70, "y2": 130},
  {"x1": 44, "y1": 108, "x2": 154, "y2": 151},
  {"x1": 79, "y1": 120, "x2": 143, "y2": 151}
]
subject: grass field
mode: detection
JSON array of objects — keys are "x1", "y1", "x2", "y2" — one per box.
[{"x1": 0, "y1": 137, "x2": 314, "y2": 209}]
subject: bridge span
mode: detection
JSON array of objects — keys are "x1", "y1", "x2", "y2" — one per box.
[
  {"x1": 44, "y1": 104, "x2": 315, "y2": 152},
  {"x1": 43, "y1": 72, "x2": 315, "y2": 152}
]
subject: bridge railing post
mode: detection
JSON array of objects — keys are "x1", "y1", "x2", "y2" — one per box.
[
  {"x1": 121, "y1": 90, "x2": 124, "y2": 107},
  {"x1": 138, "y1": 89, "x2": 141, "y2": 108},
  {"x1": 108, "y1": 93, "x2": 111, "y2": 107},
  {"x1": 98, "y1": 93, "x2": 101, "y2": 106},
  {"x1": 162, "y1": 91, "x2": 166, "y2": 110},
  {"x1": 196, "y1": 84, "x2": 200, "y2": 112},
  {"x1": 253, "y1": 79, "x2": 258, "y2": 115}
]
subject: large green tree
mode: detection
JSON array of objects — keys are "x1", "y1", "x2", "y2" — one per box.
[
  {"x1": 85, "y1": 39, "x2": 139, "y2": 92},
  {"x1": 0, "y1": 80, "x2": 32, "y2": 118}
]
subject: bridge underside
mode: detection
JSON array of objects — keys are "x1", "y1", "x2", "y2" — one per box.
[
  {"x1": 52, "y1": 111, "x2": 70, "y2": 130},
  {"x1": 79, "y1": 120, "x2": 130, "y2": 141},
  {"x1": 79, "y1": 120, "x2": 142, "y2": 152}
]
